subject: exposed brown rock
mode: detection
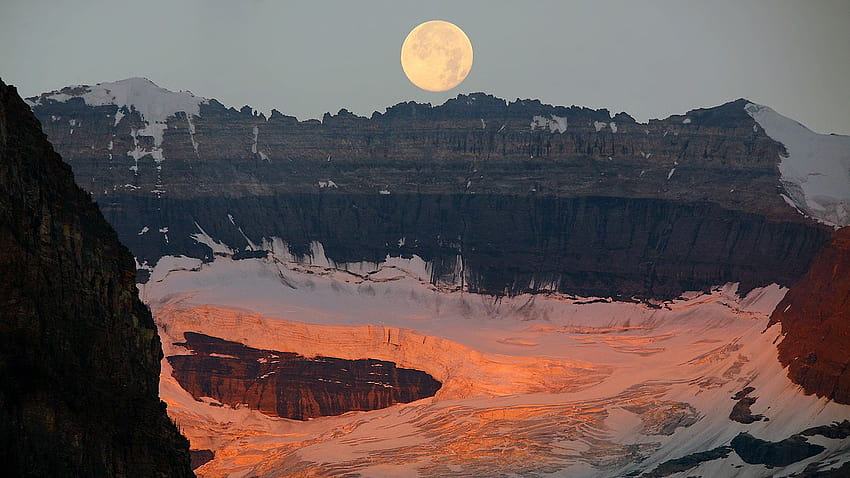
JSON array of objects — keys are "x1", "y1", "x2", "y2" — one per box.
[
  {"x1": 770, "y1": 227, "x2": 850, "y2": 404},
  {"x1": 168, "y1": 332, "x2": 442, "y2": 420},
  {"x1": 729, "y1": 387, "x2": 766, "y2": 424},
  {"x1": 189, "y1": 450, "x2": 214, "y2": 470}
]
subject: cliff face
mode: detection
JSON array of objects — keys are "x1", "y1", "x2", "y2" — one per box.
[
  {"x1": 0, "y1": 80, "x2": 193, "y2": 476},
  {"x1": 30, "y1": 83, "x2": 794, "y2": 220},
  {"x1": 769, "y1": 227, "x2": 850, "y2": 404},
  {"x1": 109, "y1": 193, "x2": 828, "y2": 299},
  {"x1": 27, "y1": 79, "x2": 833, "y2": 300},
  {"x1": 168, "y1": 332, "x2": 442, "y2": 420}
]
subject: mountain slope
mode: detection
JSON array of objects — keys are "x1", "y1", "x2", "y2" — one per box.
[{"x1": 0, "y1": 79, "x2": 193, "y2": 477}]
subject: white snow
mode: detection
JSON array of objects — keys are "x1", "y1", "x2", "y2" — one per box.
[
  {"x1": 531, "y1": 115, "x2": 567, "y2": 134},
  {"x1": 379, "y1": 189, "x2": 391, "y2": 195},
  {"x1": 593, "y1": 121, "x2": 607, "y2": 132},
  {"x1": 745, "y1": 102, "x2": 850, "y2": 227},
  {"x1": 318, "y1": 180, "x2": 338, "y2": 189},
  {"x1": 141, "y1": 251, "x2": 850, "y2": 477},
  {"x1": 667, "y1": 167, "x2": 676, "y2": 180},
  {"x1": 682, "y1": 117, "x2": 692, "y2": 124},
  {"x1": 227, "y1": 215, "x2": 258, "y2": 251},
  {"x1": 138, "y1": 226, "x2": 149, "y2": 235},
  {"x1": 609, "y1": 122, "x2": 618, "y2": 133},
  {"x1": 191, "y1": 222, "x2": 234, "y2": 255},
  {"x1": 185, "y1": 113, "x2": 199, "y2": 156}
]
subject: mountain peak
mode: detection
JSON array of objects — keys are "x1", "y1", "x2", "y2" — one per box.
[{"x1": 27, "y1": 77, "x2": 207, "y2": 125}]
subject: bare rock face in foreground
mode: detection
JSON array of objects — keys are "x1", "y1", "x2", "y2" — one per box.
[
  {"x1": 0, "y1": 79, "x2": 194, "y2": 477},
  {"x1": 168, "y1": 332, "x2": 442, "y2": 420},
  {"x1": 770, "y1": 227, "x2": 850, "y2": 404}
]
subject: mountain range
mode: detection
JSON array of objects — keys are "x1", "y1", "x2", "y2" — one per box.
[{"x1": 11, "y1": 77, "x2": 850, "y2": 477}]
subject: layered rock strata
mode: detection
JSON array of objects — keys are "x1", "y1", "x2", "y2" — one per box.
[
  {"x1": 27, "y1": 79, "x2": 833, "y2": 299},
  {"x1": 168, "y1": 332, "x2": 442, "y2": 420}
]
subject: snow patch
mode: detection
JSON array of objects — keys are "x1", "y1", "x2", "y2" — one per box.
[
  {"x1": 530, "y1": 115, "x2": 567, "y2": 133},
  {"x1": 34, "y1": 78, "x2": 208, "y2": 177},
  {"x1": 191, "y1": 222, "x2": 234, "y2": 255}
]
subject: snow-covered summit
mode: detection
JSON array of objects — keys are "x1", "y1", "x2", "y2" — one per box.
[
  {"x1": 28, "y1": 77, "x2": 208, "y2": 126},
  {"x1": 29, "y1": 78, "x2": 210, "y2": 173},
  {"x1": 746, "y1": 102, "x2": 850, "y2": 227}
]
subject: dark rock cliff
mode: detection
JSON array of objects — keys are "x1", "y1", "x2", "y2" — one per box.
[
  {"x1": 104, "y1": 193, "x2": 829, "y2": 299},
  {"x1": 27, "y1": 80, "x2": 833, "y2": 300},
  {"x1": 0, "y1": 80, "x2": 194, "y2": 476},
  {"x1": 168, "y1": 332, "x2": 442, "y2": 420},
  {"x1": 769, "y1": 227, "x2": 850, "y2": 404}
]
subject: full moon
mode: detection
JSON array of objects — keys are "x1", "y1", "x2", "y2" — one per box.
[{"x1": 401, "y1": 20, "x2": 473, "y2": 92}]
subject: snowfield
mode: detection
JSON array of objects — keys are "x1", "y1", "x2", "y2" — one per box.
[
  {"x1": 746, "y1": 102, "x2": 850, "y2": 227},
  {"x1": 141, "y1": 244, "x2": 850, "y2": 478}
]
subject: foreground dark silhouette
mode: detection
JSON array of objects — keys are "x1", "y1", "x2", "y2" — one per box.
[{"x1": 0, "y1": 79, "x2": 194, "y2": 477}]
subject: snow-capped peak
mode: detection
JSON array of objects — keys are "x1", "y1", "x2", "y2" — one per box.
[
  {"x1": 745, "y1": 102, "x2": 850, "y2": 228},
  {"x1": 29, "y1": 77, "x2": 207, "y2": 126},
  {"x1": 30, "y1": 78, "x2": 209, "y2": 171}
]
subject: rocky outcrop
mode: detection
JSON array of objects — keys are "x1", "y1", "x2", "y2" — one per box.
[
  {"x1": 189, "y1": 450, "x2": 214, "y2": 471},
  {"x1": 730, "y1": 432, "x2": 825, "y2": 468},
  {"x1": 769, "y1": 227, "x2": 850, "y2": 403},
  {"x1": 27, "y1": 79, "x2": 833, "y2": 299},
  {"x1": 0, "y1": 79, "x2": 193, "y2": 476},
  {"x1": 640, "y1": 446, "x2": 733, "y2": 478},
  {"x1": 729, "y1": 387, "x2": 766, "y2": 424},
  {"x1": 168, "y1": 332, "x2": 441, "y2": 420}
]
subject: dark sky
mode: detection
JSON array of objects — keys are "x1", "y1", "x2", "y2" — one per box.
[{"x1": 2, "y1": 0, "x2": 848, "y2": 134}]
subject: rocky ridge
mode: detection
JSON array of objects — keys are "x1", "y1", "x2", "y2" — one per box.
[
  {"x1": 28, "y1": 79, "x2": 801, "y2": 220},
  {"x1": 27, "y1": 78, "x2": 837, "y2": 299}
]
